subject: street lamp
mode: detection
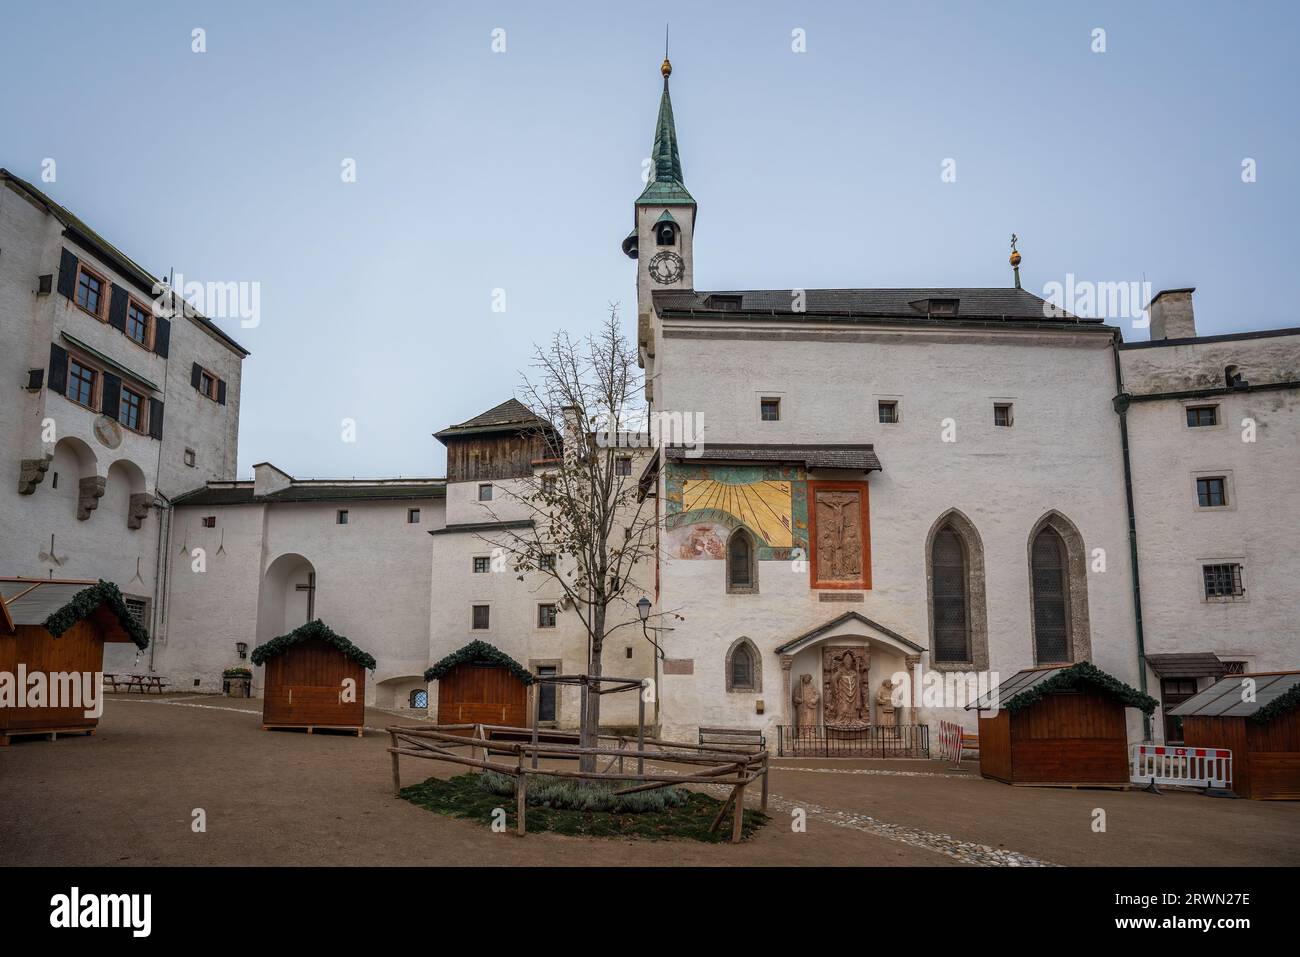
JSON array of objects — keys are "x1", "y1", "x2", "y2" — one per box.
[
  {"x1": 236, "y1": 641, "x2": 248, "y2": 661},
  {"x1": 636, "y1": 596, "x2": 664, "y2": 660}
]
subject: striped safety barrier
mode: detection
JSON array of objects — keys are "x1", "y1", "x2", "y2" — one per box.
[
  {"x1": 938, "y1": 720, "x2": 964, "y2": 764},
  {"x1": 1130, "y1": 744, "x2": 1232, "y2": 789}
]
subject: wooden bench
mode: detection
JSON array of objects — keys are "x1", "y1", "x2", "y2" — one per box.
[{"x1": 699, "y1": 726, "x2": 766, "y2": 751}]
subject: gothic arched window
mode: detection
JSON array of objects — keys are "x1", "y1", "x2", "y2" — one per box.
[
  {"x1": 1031, "y1": 526, "x2": 1071, "y2": 664},
  {"x1": 931, "y1": 526, "x2": 969, "y2": 663},
  {"x1": 725, "y1": 637, "x2": 761, "y2": 693},
  {"x1": 925, "y1": 510, "x2": 988, "y2": 670},
  {"x1": 726, "y1": 528, "x2": 757, "y2": 594}
]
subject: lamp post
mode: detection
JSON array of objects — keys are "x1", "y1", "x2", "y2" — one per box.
[{"x1": 636, "y1": 596, "x2": 662, "y2": 735}]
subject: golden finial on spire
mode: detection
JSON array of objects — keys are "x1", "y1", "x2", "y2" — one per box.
[
  {"x1": 661, "y1": 24, "x2": 671, "y2": 80},
  {"x1": 1009, "y1": 233, "x2": 1022, "y2": 288}
]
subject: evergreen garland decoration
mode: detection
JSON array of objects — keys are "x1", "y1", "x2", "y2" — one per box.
[
  {"x1": 1250, "y1": 681, "x2": 1300, "y2": 725},
  {"x1": 250, "y1": 619, "x2": 376, "y2": 670},
  {"x1": 43, "y1": 579, "x2": 149, "y2": 649},
  {"x1": 424, "y1": 639, "x2": 534, "y2": 684},
  {"x1": 1004, "y1": 660, "x2": 1157, "y2": 715}
]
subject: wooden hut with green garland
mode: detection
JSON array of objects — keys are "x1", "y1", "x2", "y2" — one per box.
[
  {"x1": 251, "y1": 620, "x2": 375, "y2": 736},
  {"x1": 1171, "y1": 671, "x2": 1300, "y2": 800},
  {"x1": 966, "y1": 662, "x2": 1157, "y2": 786},
  {"x1": 424, "y1": 640, "x2": 533, "y2": 728},
  {"x1": 0, "y1": 578, "x2": 149, "y2": 746}
]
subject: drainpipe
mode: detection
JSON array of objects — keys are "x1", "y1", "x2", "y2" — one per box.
[{"x1": 1110, "y1": 334, "x2": 1152, "y2": 740}]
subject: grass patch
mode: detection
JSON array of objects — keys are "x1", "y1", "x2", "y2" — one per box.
[{"x1": 400, "y1": 771, "x2": 768, "y2": 842}]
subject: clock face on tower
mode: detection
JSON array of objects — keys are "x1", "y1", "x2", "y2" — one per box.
[{"x1": 647, "y1": 250, "x2": 685, "y2": 285}]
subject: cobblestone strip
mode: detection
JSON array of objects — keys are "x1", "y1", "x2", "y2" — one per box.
[{"x1": 696, "y1": 781, "x2": 1058, "y2": 867}]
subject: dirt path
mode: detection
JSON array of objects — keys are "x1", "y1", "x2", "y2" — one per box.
[{"x1": 1, "y1": 696, "x2": 1295, "y2": 867}]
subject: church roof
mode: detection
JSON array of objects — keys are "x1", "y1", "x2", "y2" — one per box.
[
  {"x1": 434, "y1": 398, "x2": 554, "y2": 441},
  {"x1": 654, "y1": 287, "x2": 1095, "y2": 323},
  {"x1": 636, "y1": 74, "x2": 695, "y2": 207}
]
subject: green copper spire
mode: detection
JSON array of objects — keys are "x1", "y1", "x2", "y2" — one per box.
[{"x1": 636, "y1": 56, "x2": 695, "y2": 206}]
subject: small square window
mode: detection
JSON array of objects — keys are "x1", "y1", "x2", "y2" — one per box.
[
  {"x1": 1196, "y1": 477, "x2": 1227, "y2": 507},
  {"x1": 615, "y1": 456, "x2": 632, "y2": 476},
  {"x1": 478, "y1": 484, "x2": 493, "y2": 501},
  {"x1": 183, "y1": 448, "x2": 197, "y2": 468},
  {"x1": 760, "y1": 397, "x2": 781, "y2": 422},
  {"x1": 1186, "y1": 405, "x2": 1218, "y2": 427},
  {"x1": 541, "y1": 475, "x2": 557, "y2": 495},
  {"x1": 625, "y1": 647, "x2": 634, "y2": 659},
  {"x1": 472, "y1": 604, "x2": 490, "y2": 630},
  {"x1": 1222, "y1": 660, "x2": 1247, "y2": 675},
  {"x1": 1202, "y1": 563, "x2": 1245, "y2": 599},
  {"x1": 202, "y1": 515, "x2": 216, "y2": 528},
  {"x1": 540, "y1": 553, "x2": 556, "y2": 572},
  {"x1": 878, "y1": 400, "x2": 899, "y2": 424},
  {"x1": 407, "y1": 508, "x2": 420, "y2": 524},
  {"x1": 337, "y1": 509, "x2": 350, "y2": 525},
  {"x1": 537, "y1": 604, "x2": 557, "y2": 628},
  {"x1": 994, "y1": 403, "x2": 1014, "y2": 427},
  {"x1": 199, "y1": 370, "x2": 215, "y2": 398},
  {"x1": 472, "y1": 556, "x2": 491, "y2": 573}
]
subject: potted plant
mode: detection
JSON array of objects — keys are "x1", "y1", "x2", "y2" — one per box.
[{"x1": 222, "y1": 667, "x2": 252, "y2": 698}]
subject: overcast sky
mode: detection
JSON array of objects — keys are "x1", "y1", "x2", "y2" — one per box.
[{"x1": 3, "y1": 1, "x2": 1296, "y2": 479}]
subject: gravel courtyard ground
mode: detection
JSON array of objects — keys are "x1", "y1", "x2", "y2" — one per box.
[{"x1": 2, "y1": 693, "x2": 1297, "y2": 867}]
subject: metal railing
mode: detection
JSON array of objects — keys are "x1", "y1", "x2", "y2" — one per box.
[{"x1": 777, "y1": 724, "x2": 930, "y2": 758}]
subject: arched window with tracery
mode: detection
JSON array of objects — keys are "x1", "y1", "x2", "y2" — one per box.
[
  {"x1": 726, "y1": 528, "x2": 758, "y2": 594},
  {"x1": 1031, "y1": 526, "x2": 1071, "y2": 663},
  {"x1": 725, "y1": 637, "x2": 761, "y2": 692}
]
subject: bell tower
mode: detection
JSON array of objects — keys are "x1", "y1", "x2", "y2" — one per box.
[{"x1": 621, "y1": 55, "x2": 696, "y2": 399}]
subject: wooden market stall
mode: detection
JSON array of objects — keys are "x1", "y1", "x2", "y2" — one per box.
[
  {"x1": 0, "y1": 578, "x2": 150, "y2": 746},
  {"x1": 966, "y1": 662, "x2": 1157, "y2": 786},
  {"x1": 424, "y1": 640, "x2": 532, "y2": 728},
  {"x1": 251, "y1": 619, "x2": 374, "y2": 736},
  {"x1": 1172, "y1": 671, "x2": 1300, "y2": 800}
]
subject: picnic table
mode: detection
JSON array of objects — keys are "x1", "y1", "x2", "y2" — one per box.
[{"x1": 104, "y1": 673, "x2": 169, "y2": 694}]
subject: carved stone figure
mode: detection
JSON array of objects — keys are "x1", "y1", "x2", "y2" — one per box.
[
  {"x1": 814, "y1": 489, "x2": 863, "y2": 582},
  {"x1": 792, "y1": 673, "x2": 820, "y2": 728},
  {"x1": 822, "y1": 646, "x2": 870, "y2": 729},
  {"x1": 876, "y1": 677, "x2": 897, "y2": 727}
]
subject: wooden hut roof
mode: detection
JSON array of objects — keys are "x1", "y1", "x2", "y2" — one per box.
[
  {"x1": 0, "y1": 578, "x2": 149, "y2": 648},
  {"x1": 967, "y1": 661, "x2": 1157, "y2": 714},
  {"x1": 1169, "y1": 671, "x2": 1300, "y2": 724},
  {"x1": 424, "y1": 640, "x2": 534, "y2": 684},
  {"x1": 250, "y1": 619, "x2": 376, "y2": 670}
]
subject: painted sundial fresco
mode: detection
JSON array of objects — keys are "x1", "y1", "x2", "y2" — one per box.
[{"x1": 665, "y1": 464, "x2": 809, "y2": 561}]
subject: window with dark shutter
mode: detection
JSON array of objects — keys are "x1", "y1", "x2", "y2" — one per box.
[
  {"x1": 57, "y1": 249, "x2": 78, "y2": 299},
  {"x1": 47, "y1": 343, "x2": 69, "y2": 395},
  {"x1": 217, "y1": 378, "x2": 226, "y2": 405},
  {"x1": 190, "y1": 363, "x2": 202, "y2": 390},
  {"x1": 152, "y1": 317, "x2": 170, "y2": 357},
  {"x1": 108, "y1": 284, "x2": 128, "y2": 333},
  {"x1": 148, "y1": 398, "x2": 164, "y2": 440},
  {"x1": 931, "y1": 526, "x2": 969, "y2": 662},
  {"x1": 1031, "y1": 527, "x2": 1071, "y2": 663},
  {"x1": 100, "y1": 372, "x2": 122, "y2": 420}
]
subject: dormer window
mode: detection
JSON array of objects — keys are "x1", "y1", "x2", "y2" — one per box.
[
  {"x1": 656, "y1": 222, "x2": 676, "y2": 245},
  {"x1": 704, "y1": 295, "x2": 742, "y2": 311},
  {"x1": 930, "y1": 299, "x2": 959, "y2": 315}
]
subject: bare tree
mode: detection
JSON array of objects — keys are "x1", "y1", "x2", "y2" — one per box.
[{"x1": 476, "y1": 306, "x2": 672, "y2": 769}]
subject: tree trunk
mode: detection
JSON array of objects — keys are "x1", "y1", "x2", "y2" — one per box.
[{"x1": 580, "y1": 605, "x2": 606, "y2": 773}]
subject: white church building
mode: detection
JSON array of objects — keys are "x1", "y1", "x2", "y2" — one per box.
[{"x1": 2, "y1": 60, "x2": 1297, "y2": 750}]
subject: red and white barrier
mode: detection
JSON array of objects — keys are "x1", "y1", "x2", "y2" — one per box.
[
  {"x1": 1130, "y1": 744, "x2": 1232, "y2": 789},
  {"x1": 938, "y1": 720, "x2": 964, "y2": 764}
]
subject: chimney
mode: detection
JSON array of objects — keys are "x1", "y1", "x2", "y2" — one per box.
[
  {"x1": 253, "y1": 461, "x2": 293, "y2": 497},
  {"x1": 1148, "y1": 288, "x2": 1197, "y2": 341}
]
